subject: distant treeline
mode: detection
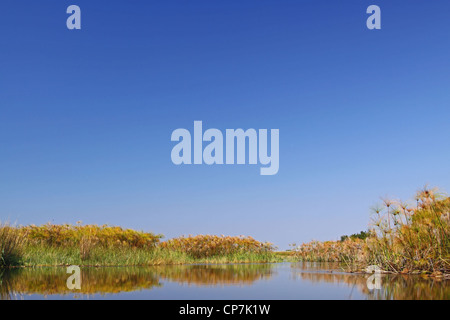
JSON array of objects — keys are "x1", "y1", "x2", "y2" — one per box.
[{"x1": 340, "y1": 231, "x2": 370, "y2": 242}]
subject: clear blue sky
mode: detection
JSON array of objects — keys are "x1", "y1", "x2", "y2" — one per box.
[{"x1": 1, "y1": 1, "x2": 450, "y2": 249}]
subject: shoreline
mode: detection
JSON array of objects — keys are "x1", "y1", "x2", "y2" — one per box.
[{"x1": 2, "y1": 260, "x2": 449, "y2": 279}]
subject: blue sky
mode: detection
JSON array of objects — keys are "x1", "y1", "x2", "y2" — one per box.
[{"x1": 1, "y1": 1, "x2": 450, "y2": 249}]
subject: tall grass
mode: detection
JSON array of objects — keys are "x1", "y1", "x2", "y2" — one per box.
[
  {"x1": 0, "y1": 223, "x2": 27, "y2": 266},
  {"x1": 291, "y1": 239, "x2": 366, "y2": 264},
  {"x1": 22, "y1": 223, "x2": 162, "y2": 248},
  {"x1": 0, "y1": 224, "x2": 277, "y2": 267},
  {"x1": 366, "y1": 187, "x2": 450, "y2": 274},
  {"x1": 292, "y1": 186, "x2": 450, "y2": 275},
  {"x1": 160, "y1": 235, "x2": 274, "y2": 258}
]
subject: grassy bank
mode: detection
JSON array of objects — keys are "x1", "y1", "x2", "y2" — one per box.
[
  {"x1": 0, "y1": 224, "x2": 279, "y2": 267},
  {"x1": 18, "y1": 246, "x2": 279, "y2": 267},
  {"x1": 292, "y1": 187, "x2": 450, "y2": 276}
]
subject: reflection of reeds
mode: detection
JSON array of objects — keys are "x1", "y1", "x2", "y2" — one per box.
[
  {"x1": 290, "y1": 263, "x2": 450, "y2": 300},
  {"x1": 291, "y1": 239, "x2": 365, "y2": 264},
  {"x1": 0, "y1": 264, "x2": 275, "y2": 299},
  {"x1": 0, "y1": 267, "x2": 162, "y2": 300},
  {"x1": 158, "y1": 264, "x2": 274, "y2": 286},
  {"x1": 0, "y1": 223, "x2": 277, "y2": 266},
  {"x1": 23, "y1": 223, "x2": 162, "y2": 249}
]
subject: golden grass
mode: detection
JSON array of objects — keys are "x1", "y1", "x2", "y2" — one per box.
[
  {"x1": 160, "y1": 235, "x2": 274, "y2": 259},
  {"x1": 0, "y1": 223, "x2": 27, "y2": 266},
  {"x1": 0, "y1": 264, "x2": 275, "y2": 299},
  {"x1": 0, "y1": 223, "x2": 277, "y2": 267},
  {"x1": 292, "y1": 186, "x2": 450, "y2": 275},
  {"x1": 292, "y1": 239, "x2": 365, "y2": 264},
  {"x1": 366, "y1": 188, "x2": 450, "y2": 274},
  {"x1": 22, "y1": 223, "x2": 162, "y2": 248}
]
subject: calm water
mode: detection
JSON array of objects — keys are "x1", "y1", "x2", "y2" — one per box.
[{"x1": 1, "y1": 262, "x2": 448, "y2": 300}]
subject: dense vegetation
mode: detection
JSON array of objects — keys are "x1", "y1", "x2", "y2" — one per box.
[
  {"x1": 2, "y1": 186, "x2": 448, "y2": 275},
  {"x1": 292, "y1": 187, "x2": 450, "y2": 275},
  {"x1": 0, "y1": 264, "x2": 275, "y2": 299},
  {"x1": 340, "y1": 231, "x2": 370, "y2": 242},
  {"x1": 0, "y1": 223, "x2": 277, "y2": 267},
  {"x1": 160, "y1": 235, "x2": 273, "y2": 258}
]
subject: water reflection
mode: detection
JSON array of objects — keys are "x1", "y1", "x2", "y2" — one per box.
[
  {"x1": 157, "y1": 263, "x2": 273, "y2": 286},
  {"x1": 0, "y1": 263, "x2": 448, "y2": 300},
  {"x1": 0, "y1": 267, "x2": 161, "y2": 300},
  {"x1": 0, "y1": 264, "x2": 273, "y2": 299},
  {"x1": 290, "y1": 262, "x2": 450, "y2": 300}
]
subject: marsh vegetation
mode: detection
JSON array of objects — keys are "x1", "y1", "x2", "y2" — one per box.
[
  {"x1": 0, "y1": 224, "x2": 278, "y2": 267},
  {"x1": 291, "y1": 186, "x2": 450, "y2": 276},
  {"x1": 1, "y1": 186, "x2": 448, "y2": 277}
]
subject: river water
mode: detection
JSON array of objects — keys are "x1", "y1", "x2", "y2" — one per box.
[{"x1": 1, "y1": 262, "x2": 448, "y2": 300}]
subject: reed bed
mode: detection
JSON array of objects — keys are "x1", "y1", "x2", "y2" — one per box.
[
  {"x1": 0, "y1": 223, "x2": 277, "y2": 267},
  {"x1": 0, "y1": 224, "x2": 27, "y2": 267},
  {"x1": 290, "y1": 263, "x2": 449, "y2": 300},
  {"x1": 22, "y1": 224, "x2": 162, "y2": 248},
  {"x1": 292, "y1": 239, "x2": 366, "y2": 264},
  {"x1": 292, "y1": 186, "x2": 450, "y2": 275},
  {"x1": 366, "y1": 187, "x2": 450, "y2": 274},
  {"x1": 160, "y1": 235, "x2": 274, "y2": 258},
  {"x1": 0, "y1": 267, "x2": 162, "y2": 299}
]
